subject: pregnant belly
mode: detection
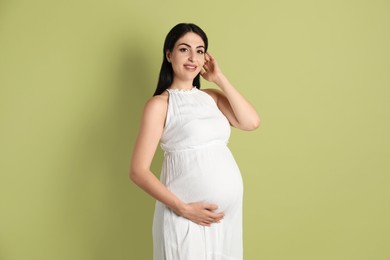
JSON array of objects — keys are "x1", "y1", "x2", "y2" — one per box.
[{"x1": 163, "y1": 145, "x2": 243, "y2": 214}]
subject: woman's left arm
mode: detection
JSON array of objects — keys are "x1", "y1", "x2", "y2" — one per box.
[{"x1": 201, "y1": 52, "x2": 261, "y2": 131}]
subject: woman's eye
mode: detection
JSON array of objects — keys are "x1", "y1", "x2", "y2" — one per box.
[
  {"x1": 197, "y1": 50, "x2": 205, "y2": 54},
  {"x1": 179, "y1": 48, "x2": 188, "y2": 52}
]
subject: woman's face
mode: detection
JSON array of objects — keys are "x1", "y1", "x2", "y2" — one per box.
[{"x1": 166, "y1": 32, "x2": 206, "y2": 82}]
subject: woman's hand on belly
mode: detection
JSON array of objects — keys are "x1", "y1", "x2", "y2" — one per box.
[{"x1": 175, "y1": 202, "x2": 225, "y2": 226}]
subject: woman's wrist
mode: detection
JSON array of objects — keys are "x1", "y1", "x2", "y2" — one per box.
[
  {"x1": 214, "y1": 73, "x2": 229, "y2": 89},
  {"x1": 171, "y1": 200, "x2": 187, "y2": 216}
]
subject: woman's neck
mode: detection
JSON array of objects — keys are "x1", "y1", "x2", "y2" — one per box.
[{"x1": 169, "y1": 78, "x2": 194, "y2": 90}]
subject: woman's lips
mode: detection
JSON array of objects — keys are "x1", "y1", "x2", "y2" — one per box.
[{"x1": 184, "y1": 64, "x2": 197, "y2": 71}]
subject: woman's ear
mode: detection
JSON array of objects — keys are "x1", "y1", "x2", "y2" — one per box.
[{"x1": 166, "y1": 50, "x2": 171, "y2": 63}]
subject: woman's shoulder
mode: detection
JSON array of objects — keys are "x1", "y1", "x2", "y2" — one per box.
[
  {"x1": 143, "y1": 91, "x2": 169, "y2": 115},
  {"x1": 147, "y1": 90, "x2": 168, "y2": 105},
  {"x1": 200, "y1": 88, "x2": 222, "y2": 103}
]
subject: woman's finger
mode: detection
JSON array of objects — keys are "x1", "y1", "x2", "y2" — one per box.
[
  {"x1": 206, "y1": 52, "x2": 214, "y2": 61},
  {"x1": 205, "y1": 53, "x2": 211, "y2": 62},
  {"x1": 209, "y1": 212, "x2": 224, "y2": 219},
  {"x1": 203, "y1": 203, "x2": 218, "y2": 211}
]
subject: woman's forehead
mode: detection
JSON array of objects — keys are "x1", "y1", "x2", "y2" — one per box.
[{"x1": 175, "y1": 32, "x2": 205, "y2": 47}]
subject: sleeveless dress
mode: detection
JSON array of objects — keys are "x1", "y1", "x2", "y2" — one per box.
[{"x1": 152, "y1": 87, "x2": 243, "y2": 260}]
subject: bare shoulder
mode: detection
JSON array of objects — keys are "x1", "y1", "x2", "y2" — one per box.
[
  {"x1": 142, "y1": 92, "x2": 169, "y2": 121},
  {"x1": 201, "y1": 88, "x2": 224, "y2": 103},
  {"x1": 145, "y1": 92, "x2": 168, "y2": 109}
]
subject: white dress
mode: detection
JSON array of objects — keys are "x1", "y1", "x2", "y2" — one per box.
[{"x1": 153, "y1": 87, "x2": 243, "y2": 260}]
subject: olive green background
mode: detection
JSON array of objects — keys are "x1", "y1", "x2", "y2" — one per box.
[{"x1": 1, "y1": 0, "x2": 389, "y2": 259}]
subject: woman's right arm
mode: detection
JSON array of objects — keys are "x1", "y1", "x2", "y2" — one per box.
[{"x1": 129, "y1": 95, "x2": 224, "y2": 226}]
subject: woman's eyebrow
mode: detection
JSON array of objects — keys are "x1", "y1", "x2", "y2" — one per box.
[{"x1": 178, "y1": 43, "x2": 205, "y2": 49}]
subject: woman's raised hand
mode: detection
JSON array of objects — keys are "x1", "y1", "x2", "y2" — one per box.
[
  {"x1": 174, "y1": 202, "x2": 225, "y2": 226},
  {"x1": 201, "y1": 52, "x2": 224, "y2": 84}
]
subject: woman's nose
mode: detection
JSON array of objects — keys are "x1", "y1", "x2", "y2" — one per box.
[{"x1": 188, "y1": 50, "x2": 196, "y2": 62}]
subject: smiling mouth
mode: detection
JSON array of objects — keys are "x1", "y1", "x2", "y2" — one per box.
[{"x1": 184, "y1": 64, "x2": 197, "y2": 70}]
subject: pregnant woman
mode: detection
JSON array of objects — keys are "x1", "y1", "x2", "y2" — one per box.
[{"x1": 130, "y1": 23, "x2": 260, "y2": 260}]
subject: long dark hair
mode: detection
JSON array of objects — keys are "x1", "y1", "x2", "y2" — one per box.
[{"x1": 153, "y1": 23, "x2": 208, "y2": 96}]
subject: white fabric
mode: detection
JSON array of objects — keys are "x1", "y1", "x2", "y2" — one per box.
[{"x1": 153, "y1": 87, "x2": 243, "y2": 260}]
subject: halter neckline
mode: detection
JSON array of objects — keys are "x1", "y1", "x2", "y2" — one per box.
[{"x1": 166, "y1": 87, "x2": 198, "y2": 93}]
